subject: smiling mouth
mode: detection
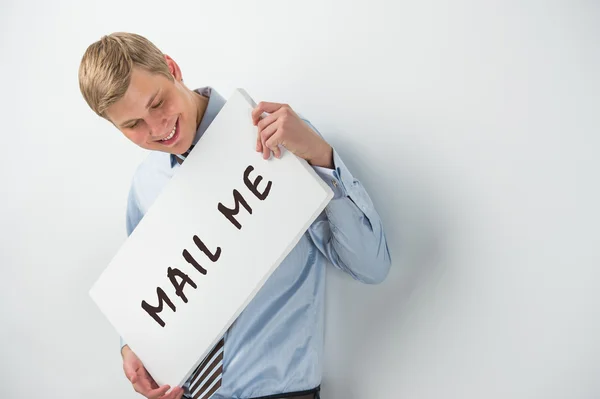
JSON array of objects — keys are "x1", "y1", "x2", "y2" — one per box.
[
  {"x1": 161, "y1": 124, "x2": 176, "y2": 141},
  {"x1": 156, "y1": 118, "x2": 180, "y2": 145}
]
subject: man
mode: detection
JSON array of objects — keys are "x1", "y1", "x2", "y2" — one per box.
[{"x1": 78, "y1": 32, "x2": 391, "y2": 399}]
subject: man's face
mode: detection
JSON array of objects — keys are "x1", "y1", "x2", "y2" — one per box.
[{"x1": 105, "y1": 58, "x2": 199, "y2": 155}]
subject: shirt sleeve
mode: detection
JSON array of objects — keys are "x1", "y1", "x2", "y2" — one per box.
[{"x1": 302, "y1": 118, "x2": 392, "y2": 284}]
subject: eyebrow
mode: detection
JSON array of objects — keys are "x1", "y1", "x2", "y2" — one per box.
[{"x1": 119, "y1": 89, "x2": 160, "y2": 128}]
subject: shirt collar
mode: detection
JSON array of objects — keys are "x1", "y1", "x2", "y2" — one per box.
[{"x1": 170, "y1": 86, "x2": 226, "y2": 168}]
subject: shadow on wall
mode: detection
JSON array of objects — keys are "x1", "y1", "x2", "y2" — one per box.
[{"x1": 320, "y1": 134, "x2": 453, "y2": 399}]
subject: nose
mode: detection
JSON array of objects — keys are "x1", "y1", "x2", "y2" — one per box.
[{"x1": 148, "y1": 113, "x2": 169, "y2": 138}]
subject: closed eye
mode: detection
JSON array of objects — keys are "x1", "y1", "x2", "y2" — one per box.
[{"x1": 151, "y1": 99, "x2": 164, "y2": 109}]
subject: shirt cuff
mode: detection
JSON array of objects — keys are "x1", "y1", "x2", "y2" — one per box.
[
  {"x1": 311, "y1": 149, "x2": 345, "y2": 199},
  {"x1": 311, "y1": 147, "x2": 368, "y2": 205}
]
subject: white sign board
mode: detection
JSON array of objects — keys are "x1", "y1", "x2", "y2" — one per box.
[{"x1": 89, "y1": 88, "x2": 333, "y2": 388}]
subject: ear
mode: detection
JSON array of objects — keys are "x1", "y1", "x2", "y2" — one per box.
[{"x1": 164, "y1": 55, "x2": 182, "y2": 82}]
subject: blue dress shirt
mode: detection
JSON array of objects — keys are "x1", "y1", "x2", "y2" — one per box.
[{"x1": 122, "y1": 87, "x2": 392, "y2": 399}]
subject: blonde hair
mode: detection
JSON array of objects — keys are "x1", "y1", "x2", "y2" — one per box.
[{"x1": 78, "y1": 32, "x2": 173, "y2": 119}]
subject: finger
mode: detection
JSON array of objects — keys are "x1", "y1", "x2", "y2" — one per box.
[
  {"x1": 162, "y1": 387, "x2": 185, "y2": 399},
  {"x1": 257, "y1": 113, "x2": 278, "y2": 132},
  {"x1": 252, "y1": 101, "x2": 285, "y2": 124},
  {"x1": 265, "y1": 134, "x2": 283, "y2": 159},
  {"x1": 251, "y1": 106, "x2": 262, "y2": 125},
  {"x1": 252, "y1": 108, "x2": 268, "y2": 126},
  {"x1": 260, "y1": 123, "x2": 279, "y2": 159},
  {"x1": 256, "y1": 130, "x2": 262, "y2": 152},
  {"x1": 256, "y1": 113, "x2": 278, "y2": 153},
  {"x1": 147, "y1": 384, "x2": 171, "y2": 399}
]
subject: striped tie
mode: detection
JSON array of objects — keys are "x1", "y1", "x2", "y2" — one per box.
[{"x1": 184, "y1": 337, "x2": 224, "y2": 399}]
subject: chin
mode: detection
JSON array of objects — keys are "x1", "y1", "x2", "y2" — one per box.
[{"x1": 180, "y1": 133, "x2": 195, "y2": 151}]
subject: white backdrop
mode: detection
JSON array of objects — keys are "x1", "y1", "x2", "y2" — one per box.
[{"x1": 1, "y1": 1, "x2": 598, "y2": 398}]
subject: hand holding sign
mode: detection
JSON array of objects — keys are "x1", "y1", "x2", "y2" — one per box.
[
  {"x1": 122, "y1": 345, "x2": 185, "y2": 399},
  {"x1": 252, "y1": 102, "x2": 334, "y2": 169}
]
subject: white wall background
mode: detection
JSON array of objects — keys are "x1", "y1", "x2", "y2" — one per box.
[{"x1": 1, "y1": 0, "x2": 598, "y2": 398}]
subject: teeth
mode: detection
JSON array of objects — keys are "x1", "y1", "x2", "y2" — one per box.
[{"x1": 161, "y1": 123, "x2": 177, "y2": 141}]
